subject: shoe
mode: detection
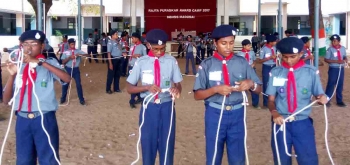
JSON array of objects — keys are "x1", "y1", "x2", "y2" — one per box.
[
  {"x1": 106, "y1": 90, "x2": 113, "y2": 94},
  {"x1": 114, "y1": 90, "x2": 121, "y2": 93},
  {"x1": 0, "y1": 99, "x2": 3, "y2": 103},
  {"x1": 336, "y1": 102, "x2": 347, "y2": 107},
  {"x1": 135, "y1": 98, "x2": 143, "y2": 104},
  {"x1": 80, "y1": 101, "x2": 86, "y2": 105},
  {"x1": 326, "y1": 103, "x2": 331, "y2": 108},
  {"x1": 60, "y1": 100, "x2": 66, "y2": 104},
  {"x1": 130, "y1": 103, "x2": 136, "y2": 109},
  {"x1": 253, "y1": 105, "x2": 261, "y2": 109}
]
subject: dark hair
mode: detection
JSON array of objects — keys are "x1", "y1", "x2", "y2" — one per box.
[
  {"x1": 142, "y1": 32, "x2": 146, "y2": 35},
  {"x1": 253, "y1": 32, "x2": 257, "y2": 35},
  {"x1": 94, "y1": 28, "x2": 98, "y2": 32},
  {"x1": 89, "y1": 33, "x2": 92, "y2": 36}
]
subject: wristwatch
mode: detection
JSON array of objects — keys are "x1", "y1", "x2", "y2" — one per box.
[{"x1": 38, "y1": 58, "x2": 46, "y2": 66}]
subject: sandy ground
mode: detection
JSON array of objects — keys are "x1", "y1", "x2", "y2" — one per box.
[{"x1": 0, "y1": 55, "x2": 350, "y2": 165}]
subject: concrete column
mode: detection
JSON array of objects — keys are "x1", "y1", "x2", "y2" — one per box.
[
  {"x1": 30, "y1": 18, "x2": 36, "y2": 30},
  {"x1": 131, "y1": 0, "x2": 136, "y2": 33},
  {"x1": 16, "y1": 13, "x2": 23, "y2": 35},
  {"x1": 45, "y1": 17, "x2": 52, "y2": 41},
  {"x1": 141, "y1": 0, "x2": 145, "y2": 32},
  {"x1": 332, "y1": 14, "x2": 340, "y2": 34},
  {"x1": 346, "y1": 12, "x2": 349, "y2": 49},
  {"x1": 254, "y1": 15, "x2": 257, "y2": 32},
  {"x1": 103, "y1": 15, "x2": 107, "y2": 33},
  {"x1": 216, "y1": 0, "x2": 221, "y2": 26},
  {"x1": 224, "y1": 0, "x2": 229, "y2": 24},
  {"x1": 282, "y1": 4, "x2": 287, "y2": 37}
]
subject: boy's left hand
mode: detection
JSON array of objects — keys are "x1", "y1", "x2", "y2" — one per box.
[
  {"x1": 233, "y1": 80, "x2": 254, "y2": 91},
  {"x1": 316, "y1": 95, "x2": 328, "y2": 104},
  {"x1": 169, "y1": 87, "x2": 180, "y2": 98},
  {"x1": 23, "y1": 55, "x2": 39, "y2": 64}
]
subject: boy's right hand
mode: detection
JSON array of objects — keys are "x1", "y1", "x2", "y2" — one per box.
[
  {"x1": 6, "y1": 60, "x2": 17, "y2": 75},
  {"x1": 148, "y1": 85, "x2": 161, "y2": 94},
  {"x1": 215, "y1": 85, "x2": 234, "y2": 96},
  {"x1": 272, "y1": 111, "x2": 284, "y2": 125}
]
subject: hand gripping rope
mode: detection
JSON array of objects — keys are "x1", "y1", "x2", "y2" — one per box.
[
  {"x1": 131, "y1": 88, "x2": 177, "y2": 165},
  {"x1": 0, "y1": 49, "x2": 61, "y2": 165},
  {"x1": 212, "y1": 90, "x2": 250, "y2": 165}
]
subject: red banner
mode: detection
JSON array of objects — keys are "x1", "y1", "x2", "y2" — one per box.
[{"x1": 144, "y1": 0, "x2": 217, "y2": 40}]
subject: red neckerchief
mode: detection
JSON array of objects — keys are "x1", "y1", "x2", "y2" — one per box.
[
  {"x1": 61, "y1": 42, "x2": 67, "y2": 52},
  {"x1": 265, "y1": 44, "x2": 277, "y2": 63},
  {"x1": 122, "y1": 39, "x2": 130, "y2": 51},
  {"x1": 148, "y1": 51, "x2": 165, "y2": 101},
  {"x1": 332, "y1": 45, "x2": 342, "y2": 61},
  {"x1": 213, "y1": 51, "x2": 234, "y2": 85},
  {"x1": 18, "y1": 54, "x2": 46, "y2": 112},
  {"x1": 130, "y1": 41, "x2": 141, "y2": 61},
  {"x1": 281, "y1": 60, "x2": 305, "y2": 113},
  {"x1": 71, "y1": 49, "x2": 76, "y2": 66},
  {"x1": 304, "y1": 46, "x2": 311, "y2": 57},
  {"x1": 241, "y1": 49, "x2": 250, "y2": 63}
]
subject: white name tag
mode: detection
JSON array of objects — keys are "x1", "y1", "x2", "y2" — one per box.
[
  {"x1": 333, "y1": 52, "x2": 338, "y2": 57},
  {"x1": 142, "y1": 73, "x2": 154, "y2": 84},
  {"x1": 265, "y1": 53, "x2": 271, "y2": 58},
  {"x1": 273, "y1": 77, "x2": 286, "y2": 86},
  {"x1": 209, "y1": 71, "x2": 222, "y2": 81}
]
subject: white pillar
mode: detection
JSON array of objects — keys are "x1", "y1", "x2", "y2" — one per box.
[
  {"x1": 282, "y1": 4, "x2": 288, "y2": 37},
  {"x1": 141, "y1": 0, "x2": 145, "y2": 32},
  {"x1": 346, "y1": 12, "x2": 350, "y2": 49},
  {"x1": 224, "y1": 0, "x2": 229, "y2": 24},
  {"x1": 216, "y1": 0, "x2": 221, "y2": 26},
  {"x1": 131, "y1": 0, "x2": 136, "y2": 33},
  {"x1": 332, "y1": 15, "x2": 340, "y2": 34},
  {"x1": 16, "y1": 13, "x2": 23, "y2": 35},
  {"x1": 254, "y1": 15, "x2": 257, "y2": 32}
]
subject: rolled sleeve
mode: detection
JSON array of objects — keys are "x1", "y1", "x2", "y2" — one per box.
[
  {"x1": 265, "y1": 71, "x2": 276, "y2": 96},
  {"x1": 171, "y1": 60, "x2": 183, "y2": 83},
  {"x1": 126, "y1": 60, "x2": 141, "y2": 85},
  {"x1": 193, "y1": 64, "x2": 207, "y2": 91}
]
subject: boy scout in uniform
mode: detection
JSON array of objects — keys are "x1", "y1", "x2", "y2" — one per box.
[
  {"x1": 259, "y1": 35, "x2": 277, "y2": 108},
  {"x1": 206, "y1": 38, "x2": 213, "y2": 57},
  {"x1": 251, "y1": 32, "x2": 259, "y2": 54},
  {"x1": 266, "y1": 37, "x2": 328, "y2": 165},
  {"x1": 184, "y1": 35, "x2": 197, "y2": 75},
  {"x1": 85, "y1": 33, "x2": 98, "y2": 63},
  {"x1": 128, "y1": 32, "x2": 147, "y2": 108},
  {"x1": 324, "y1": 34, "x2": 348, "y2": 107},
  {"x1": 126, "y1": 29, "x2": 182, "y2": 165},
  {"x1": 100, "y1": 32, "x2": 109, "y2": 63},
  {"x1": 237, "y1": 39, "x2": 260, "y2": 109},
  {"x1": 3, "y1": 30, "x2": 71, "y2": 164},
  {"x1": 193, "y1": 25, "x2": 262, "y2": 165},
  {"x1": 106, "y1": 30, "x2": 123, "y2": 94},
  {"x1": 121, "y1": 32, "x2": 130, "y2": 77},
  {"x1": 57, "y1": 34, "x2": 68, "y2": 63},
  {"x1": 300, "y1": 37, "x2": 314, "y2": 65},
  {"x1": 60, "y1": 38, "x2": 89, "y2": 105}
]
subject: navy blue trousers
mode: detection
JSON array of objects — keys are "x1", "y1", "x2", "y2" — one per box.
[
  {"x1": 271, "y1": 118, "x2": 318, "y2": 165},
  {"x1": 128, "y1": 66, "x2": 140, "y2": 104},
  {"x1": 61, "y1": 67, "x2": 84, "y2": 102},
  {"x1": 16, "y1": 111, "x2": 60, "y2": 165},
  {"x1": 262, "y1": 64, "x2": 276, "y2": 106},
  {"x1": 251, "y1": 68, "x2": 259, "y2": 107},
  {"x1": 325, "y1": 67, "x2": 344, "y2": 104},
  {"x1": 185, "y1": 52, "x2": 196, "y2": 75},
  {"x1": 88, "y1": 46, "x2": 98, "y2": 63},
  {"x1": 0, "y1": 70, "x2": 2, "y2": 100},
  {"x1": 205, "y1": 104, "x2": 245, "y2": 165},
  {"x1": 139, "y1": 101, "x2": 176, "y2": 165}
]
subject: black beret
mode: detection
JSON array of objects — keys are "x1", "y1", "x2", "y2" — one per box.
[
  {"x1": 266, "y1": 35, "x2": 277, "y2": 43},
  {"x1": 132, "y1": 32, "x2": 141, "y2": 39},
  {"x1": 146, "y1": 29, "x2": 168, "y2": 45},
  {"x1": 329, "y1": 34, "x2": 340, "y2": 41},
  {"x1": 241, "y1": 39, "x2": 251, "y2": 46},
  {"x1": 63, "y1": 34, "x2": 68, "y2": 39},
  {"x1": 187, "y1": 35, "x2": 192, "y2": 38},
  {"x1": 68, "y1": 38, "x2": 76, "y2": 44},
  {"x1": 300, "y1": 37, "x2": 310, "y2": 43},
  {"x1": 211, "y1": 25, "x2": 237, "y2": 39},
  {"x1": 20, "y1": 30, "x2": 46, "y2": 42},
  {"x1": 276, "y1": 37, "x2": 304, "y2": 54}
]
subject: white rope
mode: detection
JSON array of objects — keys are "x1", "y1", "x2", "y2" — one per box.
[{"x1": 59, "y1": 57, "x2": 74, "y2": 107}]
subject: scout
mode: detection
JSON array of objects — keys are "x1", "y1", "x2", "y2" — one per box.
[
  {"x1": 100, "y1": 32, "x2": 109, "y2": 63},
  {"x1": 266, "y1": 37, "x2": 328, "y2": 165},
  {"x1": 206, "y1": 37, "x2": 214, "y2": 57},
  {"x1": 184, "y1": 35, "x2": 197, "y2": 75},
  {"x1": 251, "y1": 32, "x2": 259, "y2": 54},
  {"x1": 126, "y1": 29, "x2": 182, "y2": 165},
  {"x1": 84, "y1": 33, "x2": 98, "y2": 63},
  {"x1": 106, "y1": 30, "x2": 123, "y2": 94},
  {"x1": 300, "y1": 37, "x2": 314, "y2": 65},
  {"x1": 128, "y1": 32, "x2": 147, "y2": 108},
  {"x1": 193, "y1": 25, "x2": 262, "y2": 165},
  {"x1": 120, "y1": 32, "x2": 130, "y2": 77},
  {"x1": 237, "y1": 39, "x2": 260, "y2": 109},
  {"x1": 324, "y1": 34, "x2": 348, "y2": 107},
  {"x1": 60, "y1": 38, "x2": 90, "y2": 105},
  {"x1": 3, "y1": 30, "x2": 71, "y2": 164},
  {"x1": 57, "y1": 34, "x2": 68, "y2": 63},
  {"x1": 259, "y1": 34, "x2": 277, "y2": 108}
]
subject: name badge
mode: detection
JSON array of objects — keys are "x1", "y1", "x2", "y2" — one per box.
[
  {"x1": 273, "y1": 77, "x2": 286, "y2": 86},
  {"x1": 333, "y1": 52, "x2": 338, "y2": 57},
  {"x1": 142, "y1": 73, "x2": 154, "y2": 84},
  {"x1": 265, "y1": 53, "x2": 271, "y2": 58},
  {"x1": 41, "y1": 79, "x2": 47, "y2": 88},
  {"x1": 209, "y1": 71, "x2": 222, "y2": 81}
]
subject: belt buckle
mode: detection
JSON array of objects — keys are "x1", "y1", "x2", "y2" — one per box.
[
  {"x1": 27, "y1": 113, "x2": 35, "y2": 119},
  {"x1": 288, "y1": 116, "x2": 295, "y2": 122},
  {"x1": 225, "y1": 106, "x2": 231, "y2": 111},
  {"x1": 155, "y1": 99, "x2": 161, "y2": 104}
]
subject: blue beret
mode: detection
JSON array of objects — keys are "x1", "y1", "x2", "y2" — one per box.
[
  {"x1": 300, "y1": 37, "x2": 310, "y2": 43},
  {"x1": 20, "y1": 30, "x2": 46, "y2": 42},
  {"x1": 132, "y1": 32, "x2": 141, "y2": 39},
  {"x1": 241, "y1": 39, "x2": 251, "y2": 46},
  {"x1": 330, "y1": 34, "x2": 340, "y2": 41},
  {"x1": 211, "y1": 25, "x2": 237, "y2": 39},
  {"x1": 276, "y1": 37, "x2": 304, "y2": 54},
  {"x1": 68, "y1": 38, "x2": 76, "y2": 44},
  {"x1": 146, "y1": 29, "x2": 168, "y2": 45},
  {"x1": 266, "y1": 35, "x2": 277, "y2": 43}
]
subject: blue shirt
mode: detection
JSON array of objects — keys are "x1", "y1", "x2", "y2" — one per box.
[
  {"x1": 129, "y1": 44, "x2": 147, "y2": 66},
  {"x1": 301, "y1": 47, "x2": 312, "y2": 65},
  {"x1": 61, "y1": 49, "x2": 86, "y2": 68},
  {"x1": 236, "y1": 50, "x2": 256, "y2": 65},
  {"x1": 265, "y1": 65, "x2": 324, "y2": 117},
  {"x1": 107, "y1": 39, "x2": 122, "y2": 57},
  {"x1": 193, "y1": 55, "x2": 262, "y2": 105},
  {"x1": 260, "y1": 46, "x2": 276, "y2": 65},
  {"x1": 325, "y1": 46, "x2": 347, "y2": 68},
  {"x1": 59, "y1": 42, "x2": 69, "y2": 52},
  {"x1": 13, "y1": 58, "x2": 64, "y2": 112}
]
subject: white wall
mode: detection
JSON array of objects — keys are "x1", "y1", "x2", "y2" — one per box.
[
  {"x1": 122, "y1": 0, "x2": 143, "y2": 17},
  {"x1": 240, "y1": 16, "x2": 255, "y2": 34}
]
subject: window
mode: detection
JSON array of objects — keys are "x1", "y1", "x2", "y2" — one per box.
[{"x1": 67, "y1": 18, "x2": 76, "y2": 29}]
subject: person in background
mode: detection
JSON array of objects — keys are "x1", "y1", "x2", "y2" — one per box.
[
  {"x1": 260, "y1": 32, "x2": 266, "y2": 48},
  {"x1": 184, "y1": 35, "x2": 197, "y2": 75},
  {"x1": 43, "y1": 39, "x2": 59, "y2": 62},
  {"x1": 206, "y1": 38, "x2": 213, "y2": 57},
  {"x1": 120, "y1": 32, "x2": 130, "y2": 77},
  {"x1": 57, "y1": 34, "x2": 68, "y2": 64},
  {"x1": 93, "y1": 28, "x2": 100, "y2": 58},
  {"x1": 273, "y1": 32, "x2": 280, "y2": 42},
  {"x1": 84, "y1": 33, "x2": 98, "y2": 63},
  {"x1": 177, "y1": 32, "x2": 185, "y2": 58},
  {"x1": 141, "y1": 32, "x2": 149, "y2": 53},
  {"x1": 100, "y1": 32, "x2": 109, "y2": 63},
  {"x1": 300, "y1": 36, "x2": 314, "y2": 65},
  {"x1": 251, "y1": 32, "x2": 259, "y2": 54},
  {"x1": 106, "y1": 30, "x2": 123, "y2": 94}
]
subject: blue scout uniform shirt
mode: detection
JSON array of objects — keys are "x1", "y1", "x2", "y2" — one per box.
[
  {"x1": 85, "y1": 37, "x2": 94, "y2": 46},
  {"x1": 13, "y1": 58, "x2": 64, "y2": 112},
  {"x1": 302, "y1": 47, "x2": 312, "y2": 65},
  {"x1": 260, "y1": 46, "x2": 277, "y2": 65},
  {"x1": 59, "y1": 42, "x2": 69, "y2": 52},
  {"x1": 61, "y1": 49, "x2": 86, "y2": 68},
  {"x1": 237, "y1": 50, "x2": 256, "y2": 65},
  {"x1": 325, "y1": 46, "x2": 347, "y2": 68},
  {"x1": 126, "y1": 54, "x2": 183, "y2": 102},
  {"x1": 101, "y1": 37, "x2": 109, "y2": 47},
  {"x1": 107, "y1": 39, "x2": 122, "y2": 57},
  {"x1": 265, "y1": 65, "x2": 324, "y2": 117},
  {"x1": 129, "y1": 44, "x2": 147, "y2": 66},
  {"x1": 193, "y1": 56, "x2": 262, "y2": 105},
  {"x1": 185, "y1": 41, "x2": 194, "y2": 53}
]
